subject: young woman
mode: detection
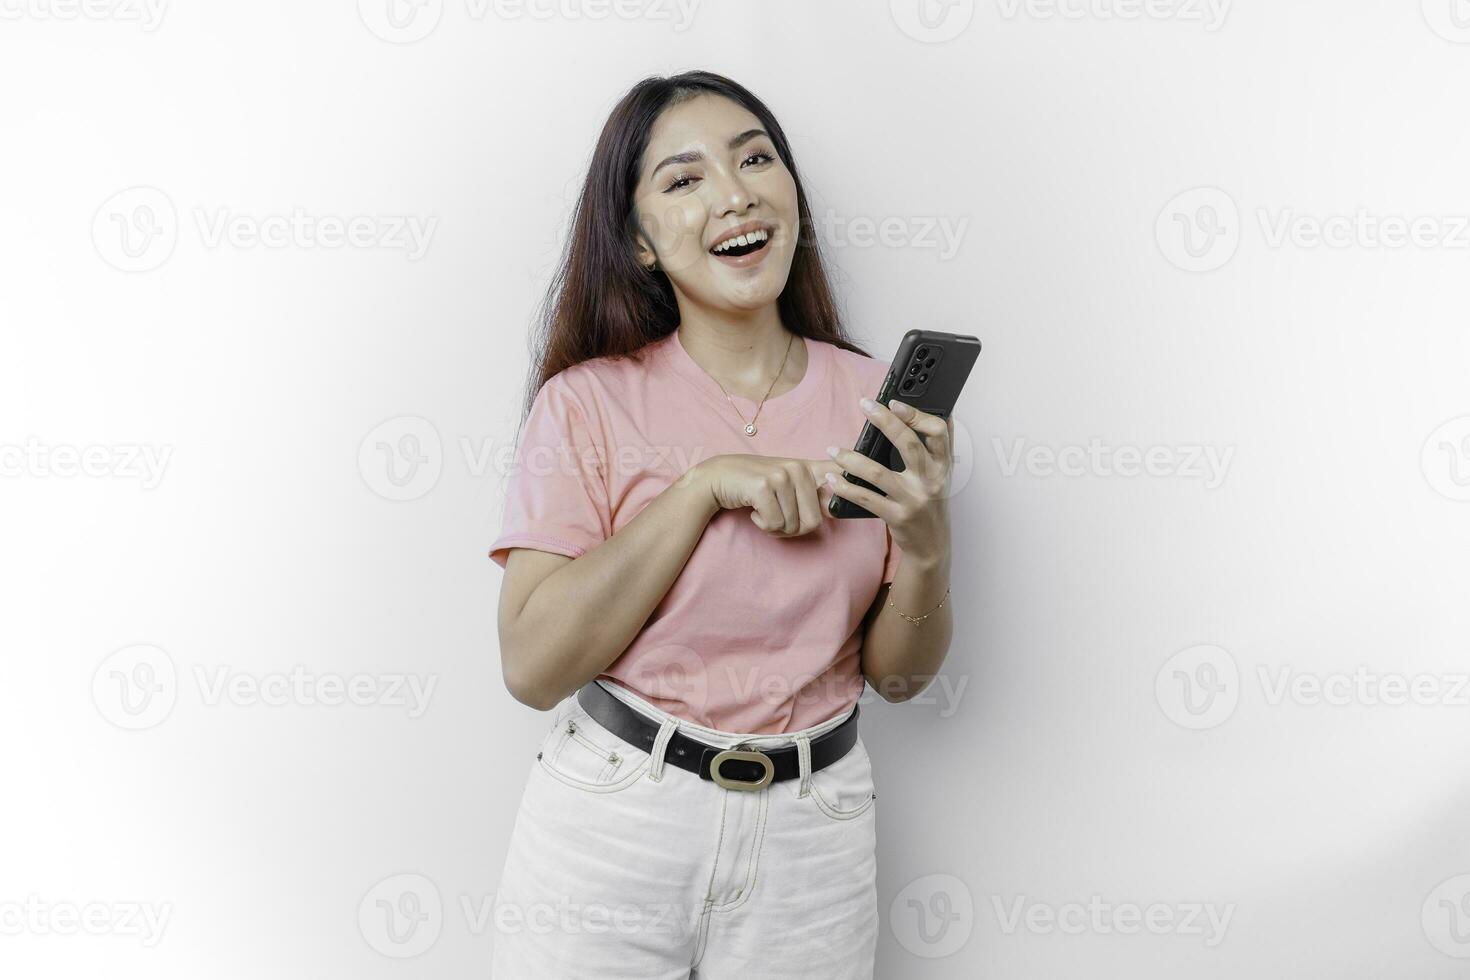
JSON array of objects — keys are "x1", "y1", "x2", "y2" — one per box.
[{"x1": 488, "y1": 70, "x2": 956, "y2": 979}]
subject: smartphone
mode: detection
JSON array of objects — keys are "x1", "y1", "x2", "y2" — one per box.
[{"x1": 828, "y1": 329, "x2": 982, "y2": 519}]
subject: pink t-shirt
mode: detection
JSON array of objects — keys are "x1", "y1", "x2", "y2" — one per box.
[{"x1": 489, "y1": 329, "x2": 902, "y2": 734}]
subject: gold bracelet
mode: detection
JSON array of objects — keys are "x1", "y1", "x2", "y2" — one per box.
[{"x1": 888, "y1": 585, "x2": 950, "y2": 626}]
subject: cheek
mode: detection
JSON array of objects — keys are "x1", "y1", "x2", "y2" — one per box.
[
  {"x1": 764, "y1": 169, "x2": 800, "y2": 223},
  {"x1": 636, "y1": 194, "x2": 708, "y2": 272}
]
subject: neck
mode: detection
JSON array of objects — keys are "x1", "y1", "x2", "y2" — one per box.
[{"x1": 675, "y1": 305, "x2": 805, "y2": 401}]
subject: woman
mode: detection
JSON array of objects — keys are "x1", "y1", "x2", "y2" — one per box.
[{"x1": 488, "y1": 69, "x2": 955, "y2": 979}]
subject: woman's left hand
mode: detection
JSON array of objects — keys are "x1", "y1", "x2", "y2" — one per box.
[{"x1": 824, "y1": 397, "x2": 953, "y2": 565}]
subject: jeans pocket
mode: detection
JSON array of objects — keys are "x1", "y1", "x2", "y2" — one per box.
[
  {"x1": 537, "y1": 699, "x2": 649, "y2": 793},
  {"x1": 795, "y1": 734, "x2": 877, "y2": 821}
]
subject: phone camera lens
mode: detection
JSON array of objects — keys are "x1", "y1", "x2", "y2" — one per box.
[
  {"x1": 918, "y1": 373, "x2": 928, "y2": 383},
  {"x1": 915, "y1": 346, "x2": 929, "y2": 359},
  {"x1": 924, "y1": 357, "x2": 936, "y2": 368},
  {"x1": 901, "y1": 378, "x2": 915, "y2": 392},
  {"x1": 908, "y1": 363, "x2": 921, "y2": 376}
]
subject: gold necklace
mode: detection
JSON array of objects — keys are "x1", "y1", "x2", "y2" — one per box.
[{"x1": 703, "y1": 332, "x2": 796, "y2": 437}]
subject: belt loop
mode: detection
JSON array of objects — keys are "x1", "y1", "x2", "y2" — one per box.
[
  {"x1": 794, "y1": 733, "x2": 813, "y2": 798},
  {"x1": 647, "y1": 717, "x2": 679, "y2": 782}
]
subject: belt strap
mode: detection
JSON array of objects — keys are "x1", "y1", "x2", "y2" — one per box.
[{"x1": 575, "y1": 681, "x2": 859, "y2": 786}]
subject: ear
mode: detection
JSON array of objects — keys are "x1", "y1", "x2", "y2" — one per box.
[
  {"x1": 627, "y1": 205, "x2": 660, "y2": 270},
  {"x1": 633, "y1": 233, "x2": 658, "y2": 271}
]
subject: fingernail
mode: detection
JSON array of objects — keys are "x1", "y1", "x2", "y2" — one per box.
[
  {"x1": 825, "y1": 472, "x2": 838, "y2": 485},
  {"x1": 860, "y1": 397, "x2": 877, "y2": 413},
  {"x1": 889, "y1": 399, "x2": 911, "y2": 417},
  {"x1": 825, "y1": 445, "x2": 839, "y2": 457}
]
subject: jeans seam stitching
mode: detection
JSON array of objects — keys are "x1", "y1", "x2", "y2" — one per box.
[
  {"x1": 708, "y1": 790, "x2": 769, "y2": 913},
  {"x1": 537, "y1": 756, "x2": 649, "y2": 793},
  {"x1": 811, "y1": 785, "x2": 876, "y2": 820},
  {"x1": 690, "y1": 792, "x2": 731, "y2": 969},
  {"x1": 809, "y1": 747, "x2": 876, "y2": 820}
]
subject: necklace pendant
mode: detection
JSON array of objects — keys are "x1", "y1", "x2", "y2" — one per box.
[{"x1": 744, "y1": 422, "x2": 757, "y2": 436}]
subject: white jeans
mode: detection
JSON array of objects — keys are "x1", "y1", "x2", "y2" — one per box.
[{"x1": 491, "y1": 680, "x2": 879, "y2": 979}]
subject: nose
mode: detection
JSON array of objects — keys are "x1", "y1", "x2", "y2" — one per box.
[{"x1": 707, "y1": 163, "x2": 758, "y2": 218}]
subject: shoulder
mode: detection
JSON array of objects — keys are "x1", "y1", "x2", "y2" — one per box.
[
  {"x1": 538, "y1": 338, "x2": 667, "y2": 415},
  {"x1": 820, "y1": 338, "x2": 893, "y2": 393}
]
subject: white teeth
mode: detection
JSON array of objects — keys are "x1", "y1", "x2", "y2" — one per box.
[{"x1": 712, "y1": 228, "x2": 769, "y2": 254}]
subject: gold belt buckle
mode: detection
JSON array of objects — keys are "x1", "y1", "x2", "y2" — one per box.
[{"x1": 709, "y1": 743, "x2": 774, "y2": 791}]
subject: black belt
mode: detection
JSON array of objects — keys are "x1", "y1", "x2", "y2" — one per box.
[{"x1": 575, "y1": 681, "x2": 860, "y2": 792}]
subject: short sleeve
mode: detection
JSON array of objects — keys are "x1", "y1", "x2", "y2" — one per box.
[
  {"x1": 488, "y1": 375, "x2": 611, "y2": 569},
  {"x1": 883, "y1": 525, "x2": 903, "y2": 583}
]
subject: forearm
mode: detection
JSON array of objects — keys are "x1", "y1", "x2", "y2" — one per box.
[
  {"x1": 860, "y1": 550, "x2": 953, "y2": 702},
  {"x1": 502, "y1": 469, "x2": 719, "y2": 709}
]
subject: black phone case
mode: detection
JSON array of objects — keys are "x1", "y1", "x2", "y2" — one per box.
[{"x1": 828, "y1": 329, "x2": 982, "y2": 519}]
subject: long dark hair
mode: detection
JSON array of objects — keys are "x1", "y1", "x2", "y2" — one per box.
[{"x1": 517, "y1": 69, "x2": 871, "y2": 420}]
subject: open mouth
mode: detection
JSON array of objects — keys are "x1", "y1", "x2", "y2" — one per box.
[{"x1": 709, "y1": 228, "x2": 772, "y2": 259}]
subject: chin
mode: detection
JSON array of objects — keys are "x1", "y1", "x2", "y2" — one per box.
[
  {"x1": 718, "y1": 283, "x2": 787, "y2": 311},
  {"x1": 717, "y1": 266, "x2": 793, "y2": 308}
]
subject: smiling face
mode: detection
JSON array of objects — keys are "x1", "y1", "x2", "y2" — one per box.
[{"x1": 631, "y1": 93, "x2": 800, "y2": 315}]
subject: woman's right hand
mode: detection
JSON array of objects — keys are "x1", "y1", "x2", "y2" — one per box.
[{"x1": 692, "y1": 454, "x2": 846, "y2": 537}]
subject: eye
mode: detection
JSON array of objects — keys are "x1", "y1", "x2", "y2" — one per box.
[{"x1": 660, "y1": 150, "x2": 775, "y2": 193}]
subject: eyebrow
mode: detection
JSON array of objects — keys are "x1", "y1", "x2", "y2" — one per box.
[{"x1": 649, "y1": 128, "x2": 770, "y2": 184}]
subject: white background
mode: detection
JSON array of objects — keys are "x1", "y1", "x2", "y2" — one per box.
[{"x1": 4, "y1": 0, "x2": 1470, "y2": 976}]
